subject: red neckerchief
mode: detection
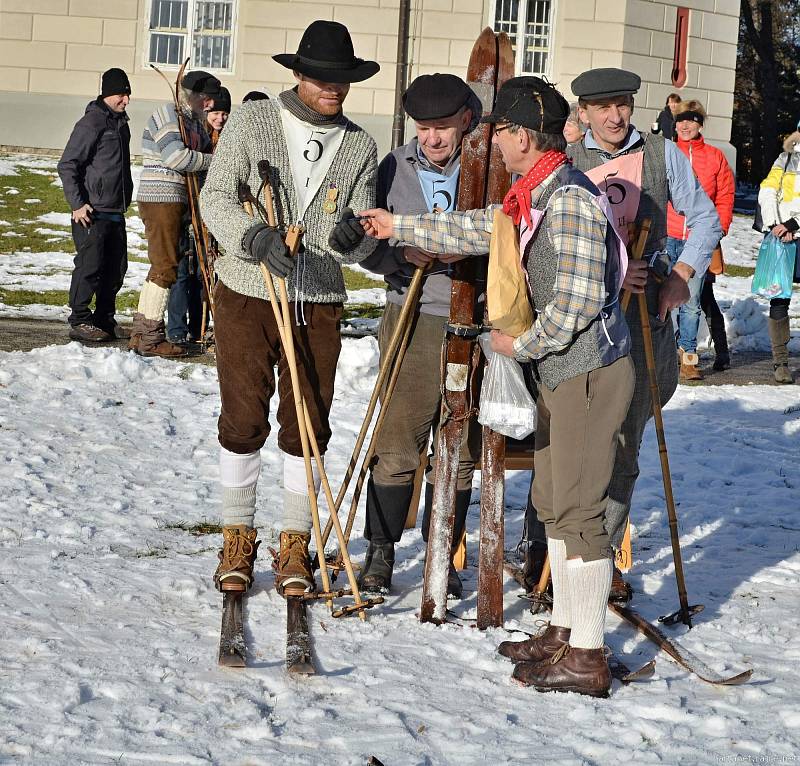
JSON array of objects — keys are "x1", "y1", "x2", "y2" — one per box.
[{"x1": 502, "y1": 150, "x2": 569, "y2": 228}]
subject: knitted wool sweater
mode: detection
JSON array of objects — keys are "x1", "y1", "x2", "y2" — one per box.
[
  {"x1": 137, "y1": 102, "x2": 212, "y2": 204},
  {"x1": 199, "y1": 97, "x2": 378, "y2": 303}
]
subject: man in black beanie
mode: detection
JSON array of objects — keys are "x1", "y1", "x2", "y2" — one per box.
[
  {"x1": 357, "y1": 73, "x2": 483, "y2": 598},
  {"x1": 58, "y1": 67, "x2": 133, "y2": 342}
]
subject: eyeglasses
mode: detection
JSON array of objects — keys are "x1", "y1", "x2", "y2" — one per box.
[{"x1": 493, "y1": 123, "x2": 512, "y2": 135}]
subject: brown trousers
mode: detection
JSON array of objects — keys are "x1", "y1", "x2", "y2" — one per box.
[
  {"x1": 139, "y1": 201, "x2": 186, "y2": 288},
  {"x1": 215, "y1": 281, "x2": 343, "y2": 456},
  {"x1": 533, "y1": 355, "x2": 635, "y2": 562},
  {"x1": 371, "y1": 301, "x2": 479, "y2": 490}
]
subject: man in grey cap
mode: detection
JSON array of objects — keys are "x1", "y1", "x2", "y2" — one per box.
[
  {"x1": 566, "y1": 68, "x2": 722, "y2": 601},
  {"x1": 362, "y1": 75, "x2": 635, "y2": 698},
  {"x1": 357, "y1": 73, "x2": 482, "y2": 599}
]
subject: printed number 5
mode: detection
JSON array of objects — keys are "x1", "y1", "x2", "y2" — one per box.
[
  {"x1": 432, "y1": 179, "x2": 452, "y2": 210},
  {"x1": 304, "y1": 131, "x2": 325, "y2": 162}
]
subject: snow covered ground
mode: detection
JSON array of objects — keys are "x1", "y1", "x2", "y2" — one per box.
[
  {"x1": 1, "y1": 342, "x2": 799, "y2": 765},
  {"x1": 1, "y1": 152, "x2": 800, "y2": 764}
]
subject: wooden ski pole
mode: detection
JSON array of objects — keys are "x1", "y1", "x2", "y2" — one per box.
[
  {"x1": 621, "y1": 220, "x2": 696, "y2": 628},
  {"x1": 318, "y1": 263, "x2": 428, "y2": 551}
]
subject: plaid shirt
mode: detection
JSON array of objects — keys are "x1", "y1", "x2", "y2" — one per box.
[{"x1": 392, "y1": 169, "x2": 610, "y2": 360}]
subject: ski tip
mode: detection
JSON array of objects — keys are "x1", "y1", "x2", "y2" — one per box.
[
  {"x1": 287, "y1": 661, "x2": 316, "y2": 676},
  {"x1": 218, "y1": 652, "x2": 246, "y2": 668},
  {"x1": 715, "y1": 668, "x2": 753, "y2": 686},
  {"x1": 621, "y1": 660, "x2": 657, "y2": 684}
]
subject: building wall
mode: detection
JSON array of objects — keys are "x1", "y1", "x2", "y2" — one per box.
[{"x1": 0, "y1": 0, "x2": 739, "y2": 161}]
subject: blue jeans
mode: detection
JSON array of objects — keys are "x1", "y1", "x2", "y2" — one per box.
[
  {"x1": 167, "y1": 254, "x2": 202, "y2": 340},
  {"x1": 666, "y1": 237, "x2": 706, "y2": 355}
]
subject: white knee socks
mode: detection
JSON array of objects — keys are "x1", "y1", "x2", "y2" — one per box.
[
  {"x1": 567, "y1": 557, "x2": 613, "y2": 649},
  {"x1": 548, "y1": 537, "x2": 571, "y2": 629},
  {"x1": 219, "y1": 447, "x2": 261, "y2": 528},
  {"x1": 282, "y1": 452, "x2": 323, "y2": 534},
  {"x1": 138, "y1": 280, "x2": 170, "y2": 322}
]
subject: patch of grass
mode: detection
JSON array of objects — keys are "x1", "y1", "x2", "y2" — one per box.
[
  {"x1": 724, "y1": 264, "x2": 756, "y2": 278},
  {"x1": 342, "y1": 266, "x2": 383, "y2": 291},
  {"x1": 162, "y1": 521, "x2": 223, "y2": 536},
  {"x1": 0, "y1": 287, "x2": 139, "y2": 309},
  {"x1": 344, "y1": 302, "x2": 383, "y2": 320}
]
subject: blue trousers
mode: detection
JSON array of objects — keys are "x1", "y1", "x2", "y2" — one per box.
[{"x1": 666, "y1": 237, "x2": 707, "y2": 354}]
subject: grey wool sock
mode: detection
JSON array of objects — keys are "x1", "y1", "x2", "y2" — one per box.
[
  {"x1": 222, "y1": 485, "x2": 256, "y2": 529},
  {"x1": 567, "y1": 557, "x2": 613, "y2": 649},
  {"x1": 282, "y1": 490, "x2": 312, "y2": 534}
]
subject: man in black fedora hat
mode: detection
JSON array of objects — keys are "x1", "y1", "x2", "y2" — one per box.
[
  {"x1": 131, "y1": 70, "x2": 220, "y2": 358},
  {"x1": 362, "y1": 76, "x2": 634, "y2": 698},
  {"x1": 356, "y1": 73, "x2": 483, "y2": 599},
  {"x1": 200, "y1": 20, "x2": 379, "y2": 600}
]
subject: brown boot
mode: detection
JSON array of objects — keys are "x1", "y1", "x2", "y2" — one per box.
[
  {"x1": 679, "y1": 349, "x2": 703, "y2": 381},
  {"x1": 213, "y1": 525, "x2": 260, "y2": 592},
  {"x1": 132, "y1": 315, "x2": 188, "y2": 358},
  {"x1": 274, "y1": 530, "x2": 314, "y2": 597},
  {"x1": 512, "y1": 644, "x2": 612, "y2": 698},
  {"x1": 608, "y1": 565, "x2": 632, "y2": 604},
  {"x1": 497, "y1": 624, "x2": 570, "y2": 663}
]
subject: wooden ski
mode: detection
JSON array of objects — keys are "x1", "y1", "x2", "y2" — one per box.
[
  {"x1": 476, "y1": 32, "x2": 515, "y2": 630},
  {"x1": 420, "y1": 28, "x2": 512, "y2": 624},
  {"x1": 218, "y1": 592, "x2": 246, "y2": 667}
]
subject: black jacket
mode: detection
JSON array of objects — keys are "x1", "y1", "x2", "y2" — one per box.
[
  {"x1": 58, "y1": 98, "x2": 133, "y2": 214},
  {"x1": 651, "y1": 107, "x2": 676, "y2": 141}
]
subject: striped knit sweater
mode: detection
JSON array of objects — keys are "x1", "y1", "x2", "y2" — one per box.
[
  {"x1": 199, "y1": 97, "x2": 378, "y2": 303},
  {"x1": 136, "y1": 102, "x2": 212, "y2": 204}
]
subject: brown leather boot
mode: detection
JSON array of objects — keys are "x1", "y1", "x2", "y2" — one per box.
[
  {"x1": 213, "y1": 525, "x2": 260, "y2": 592},
  {"x1": 274, "y1": 530, "x2": 314, "y2": 597},
  {"x1": 512, "y1": 644, "x2": 612, "y2": 698},
  {"x1": 497, "y1": 624, "x2": 570, "y2": 663},
  {"x1": 131, "y1": 315, "x2": 188, "y2": 358},
  {"x1": 679, "y1": 349, "x2": 703, "y2": 381},
  {"x1": 608, "y1": 565, "x2": 632, "y2": 604}
]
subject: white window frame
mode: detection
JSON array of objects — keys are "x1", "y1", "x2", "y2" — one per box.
[
  {"x1": 145, "y1": 0, "x2": 239, "y2": 75},
  {"x1": 489, "y1": 0, "x2": 556, "y2": 78}
]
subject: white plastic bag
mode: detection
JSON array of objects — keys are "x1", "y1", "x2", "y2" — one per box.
[{"x1": 477, "y1": 333, "x2": 537, "y2": 440}]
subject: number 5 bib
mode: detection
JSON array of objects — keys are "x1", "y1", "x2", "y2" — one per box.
[{"x1": 280, "y1": 106, "x2": 347, "y2": 223}]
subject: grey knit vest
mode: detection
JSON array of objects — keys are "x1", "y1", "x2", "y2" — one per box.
[
  {"x1": 568, "y1": 132, "x2": 668, "y2": 319},
  {"x1": 526, "y1": 164, "x2": 630, "y2": 391}
]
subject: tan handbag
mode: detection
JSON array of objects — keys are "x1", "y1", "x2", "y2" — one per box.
[
  {"x1": 709, "y1": 245, "x2": 724, "y2": 276},
  {"x1": 487, "y1": 209, "x2": 534, "y2": 337}
]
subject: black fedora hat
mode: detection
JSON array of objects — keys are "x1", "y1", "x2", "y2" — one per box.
[{"x1": 273, "y1": 20, "x2": 380, "y2": 84}]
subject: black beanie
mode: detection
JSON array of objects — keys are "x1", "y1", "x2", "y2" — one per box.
[
  {"x1": 210, "y1": 86, "x2": 231, "y2": 114},
  {"x1": 101, "y1": 68, "x2": 131, "y2": 98}
]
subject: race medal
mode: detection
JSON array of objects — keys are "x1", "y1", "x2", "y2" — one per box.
[{"x1": 322, "y1": 185, "x2": 338, "y2": 214}]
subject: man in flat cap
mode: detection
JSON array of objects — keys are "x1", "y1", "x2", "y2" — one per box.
[
  {"x1": 131, "y1": 70, "x2": 220, "y2": 357},
  {"x1": 356, "y1": 73, "x2": 482, "y2": 598},
  {"x1": 362, "y1": 76, "x2": 634, "y2": 698},
  {"x1": 200, "y1": 20, "x2": 379, "y2": 599},
  {"x1": 564, "y1": 68, "x2": 722, "y2": 602}
]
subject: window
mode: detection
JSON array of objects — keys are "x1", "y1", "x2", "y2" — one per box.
[
  {"x1": 492, "y1": 0, "x2": 554, "y2": 77},
  {"x1": 148, "y1": 0, "x2": 236, "y2": 71}
]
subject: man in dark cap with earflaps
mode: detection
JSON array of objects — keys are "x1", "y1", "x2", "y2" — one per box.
[
  {"x1": 357, "y1": 73, "x2": 483, "y2": 598},
  {"x1": 560, "y1": 68, "x2": 721, "y2": 603},
  {"x1": 362, "y1": 75, "x2": 634, "y2": 697},
  {"x1": 131, "y1": 70, "x2": 221, "y2": 357},
  {"x1": 200, "y1": 20, "x2": 379, "y2": 599}
]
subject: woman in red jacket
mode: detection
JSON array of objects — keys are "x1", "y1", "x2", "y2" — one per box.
[{"x1": 666, "y1": 100, "x2": 735, "y2": 378}]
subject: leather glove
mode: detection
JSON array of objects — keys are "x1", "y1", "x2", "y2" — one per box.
[
  {"x1": 328, "y1": 207, "x2": 365, "y2": 253},
  {"x1": 242, "y1": 223, "x2": 293, "y2": 278}
]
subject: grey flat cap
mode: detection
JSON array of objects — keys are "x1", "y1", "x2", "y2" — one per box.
[{"x1": 571, "y1": 68, "x2": 641, "y2": 100}]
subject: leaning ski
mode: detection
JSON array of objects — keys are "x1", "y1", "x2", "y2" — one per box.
[
  {"x1": 286, "y1": 596, "x2": 315, "y2": 675},
  {"x1": 218, "y1": 592, "x2": 246, "y2": 667},
  {"x1": 609, "y1": 603, "x2": 752, "y2": 685}
]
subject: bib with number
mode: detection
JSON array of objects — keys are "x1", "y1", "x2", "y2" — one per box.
[
  {"x1": 416, "y1": 164, "x2": 459, "y2": 213},
  {"x1": 583, "y1": 152, "x2": 644, "y2": 246},
  {"x1": 280, "y1": 106, "x2": 346, "y2": 222}
]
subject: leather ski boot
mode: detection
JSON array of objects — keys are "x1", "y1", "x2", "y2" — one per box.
[
  {"x1": 359, "y1": 541, "x2": 395, "y2": 595},
  {"x1": 498, "y1": 624, "x2": 570, "y2": 663},
  {"x1": 769, "y1": 317, "x2": 794, "y2": 384},
  {"x1": 608, "y1": 565, "x2": 632, "y2": 604},
  {"x1": 213, "y1": 525, "x2": 260, "y2": 592},
  {"x1": 512, "y1": 644, "x2": 611, "y2": 698},
  {"x1": 130, "y1": 314, "x2": 188, "y2": 358},
  {"x1": 273, "y1": 530, "x2": 314, "y2": 597}
]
